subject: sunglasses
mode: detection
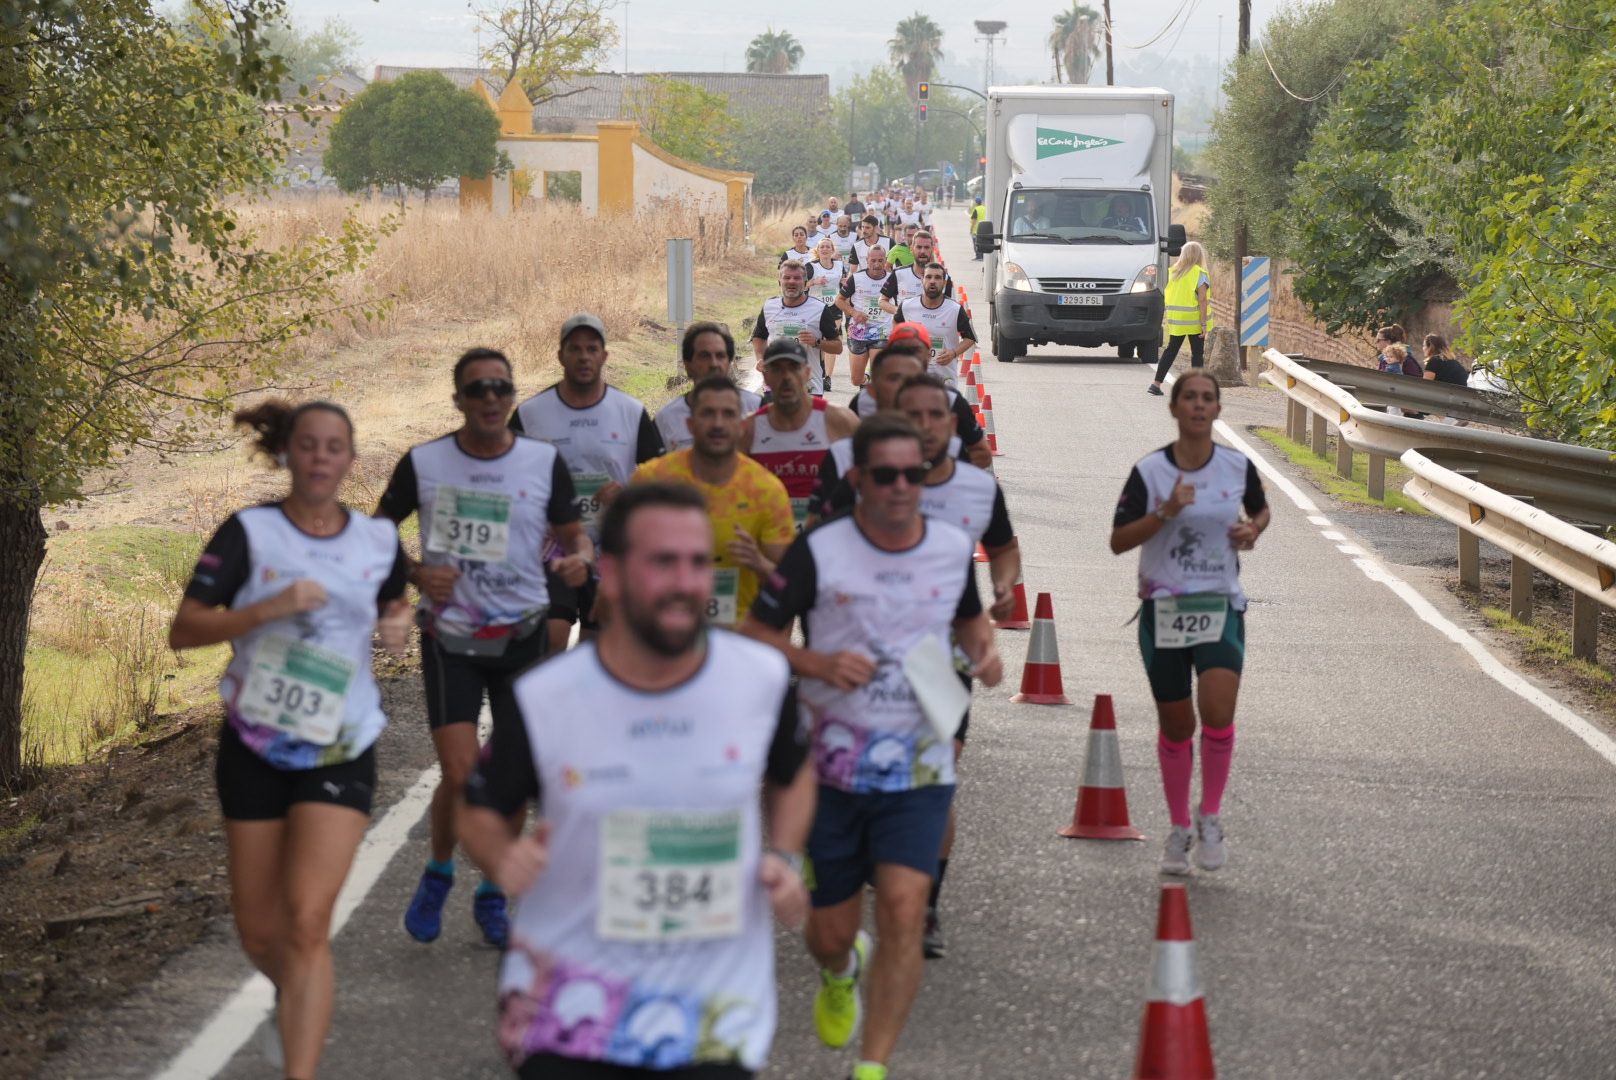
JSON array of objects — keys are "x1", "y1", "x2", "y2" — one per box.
[
  {"x1": 460, "y1": 378, "x2": 515, "y2": 400},
  {"x1": 867, "y1": 464, "x2": 929, "y2": 486}
]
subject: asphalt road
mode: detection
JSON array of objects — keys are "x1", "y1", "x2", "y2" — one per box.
[{"x1": 48, "y1": 211, "x2": 1616, "y2": 1080}]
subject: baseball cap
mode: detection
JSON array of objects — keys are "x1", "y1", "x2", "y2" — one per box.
[
  {"x1": 560, "y1": 312, "x2": 607, "y2": 345},
  {"x1": 974, "y1": 195, "x2": 983, "y2": 204},
  {"x1": 762, "y1": 337, "x2": 809, "y2": 365},
  {"x1": 887, "y1": 322, "x2": 933, "y2": 351}
]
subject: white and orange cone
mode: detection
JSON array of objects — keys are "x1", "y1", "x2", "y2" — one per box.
[
  {"x1": 993, "y1": 575, "x2": 1031, "y2": 630},
  {"x1": 1058, "y1": 694, "x2": 1145, "y2": 841},
  {"x1": 974, "y1": 542, "x2": 989, "y2": 564},
  {"x1": 1133, "y1": 884, "x2": 1215, "y2": 1079},
  {"x1": 1011, "y1": 592, "x2": 1070, "y2": 705},
  {"x1": 982, "y1": 393, "x2": 1003, "y2": 456}
]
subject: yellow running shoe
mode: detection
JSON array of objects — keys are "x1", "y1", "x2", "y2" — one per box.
[
  {"x1": 850, "y1": 1063, "x2": 889, "y2": 1080},
  {"x1": 814, "y1": 929, "x2": 871, "y2": 1048}
]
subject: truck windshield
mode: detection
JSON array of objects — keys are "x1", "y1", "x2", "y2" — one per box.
[{"x1": 1006, "y1": 190, "x2": 1153, "y2": 243}]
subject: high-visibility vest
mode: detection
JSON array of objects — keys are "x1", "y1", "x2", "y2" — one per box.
[
  {"x1": 1163, "y1": 263, "x2": 1212, "y2": 337},
  {"x1": 969, "y1": 205, "x2": 986, "y2": 225}
]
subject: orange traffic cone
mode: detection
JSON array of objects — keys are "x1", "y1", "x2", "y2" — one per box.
[
  {"x1": 1134, "y1": 884, "x2": 1215, "y2": 1079},
  {"x1": 982, "y1": 393, "x2": 1003, "y2": 456},
  {"x1": 1057, "y1": 694, "x2": 1145, "y2": 841},
  {"x1": 974, "y1": 542, "x2": 989, "y2": 564},
  {"x1": 1011, "y1": 593, "x2": 1070, "y2": 705},
  {"x1": 993, "y1": 574, "x2": 1031, "y2": 630}
]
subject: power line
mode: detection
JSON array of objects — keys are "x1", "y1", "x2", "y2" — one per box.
[
  {"x1": 1255, "y1": 35, "x2": 1363, "y2": 103},
  {"x1": 1134, "y1": 0, "x2": 1202, "y2": 77},
  {"x1": 1103, "y1": 0, "x2": 1195, "y2": 52}
]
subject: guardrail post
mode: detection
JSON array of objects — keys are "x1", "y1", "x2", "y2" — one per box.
[
  {"x1": 1311, "y1": 407, "x2": 1328, "y2": 459},
  {"x1": 1571, "y1": 591, "x2": 1598, "y2": 663},
  {"x1": 1457, "y1": 528, "x2": 1481, "y2": 591},
  {"x1": 1367, "y1": 454, "x2": 1386, "y2": 501},
  {"x1": 1510, "y1": 556, "x2": 1534, "y2": 623},
  {"x1": 1335, "y1": 430, "x2": 1353, "y2": 480}
]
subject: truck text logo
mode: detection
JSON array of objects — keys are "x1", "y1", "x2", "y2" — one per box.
[{"x1": 1035, "y1": 127, "x2": 1123, "y2": 160}]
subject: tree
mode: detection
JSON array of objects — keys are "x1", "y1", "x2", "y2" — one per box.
[
  {"x1": 832, "y1": 67, "x2": 974, "y2": 190},
  {"x1": 325, "y1": 71, "x2": 508, "y2": 202},
  {"x1": 744, "y1": 28, "x2": 803, "y2": 74},
  {"x1": 888, "y1": 13, "x2": 943, "y2": 99},
  {"x1": 1049, "y1": 3, "x2": 1102, "y2": 85},
  {"x1": 624, "y1": 76, "x2": 738, "y2": 165},
  {"x1": 0, "y1": 0, "x2": 380, "y2": 789},
  {"x1": 475, "y1": 0, "x2": 617, "y2": 104},
  {"x1": 172, "y1": 2, "x2": 361, "y2": 92},
  {"x1": 729, "y1": 110, "x2": 847, "y2": 198}
]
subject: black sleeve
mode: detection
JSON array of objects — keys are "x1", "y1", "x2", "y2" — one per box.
[
  {"x1": 547, "y1": 453, "x2": 581, "y2": 525},
  {"x1": 839, "y1": 276, "x2": 856, "y2": 300},
  {"x1": 953, "y1": 560, "x2": 983, "y2": 620},
  {"x1": 183, "y1": 514, "x2": 252, "y2": 607},
  {"x1": 819, "y1": 305, "x2": 841, "y2": 342},
  {"x1": 1243, "y1": 460, "x2": 1269, "y2": 516},
  {"x1": 847, "y1": 247, "x2": 859, "y2": 270},
  {"x1": 508, "y1": 407, "x2": 525, "y2": 434},
  {"x1": 749, "y1": 533, "x2": 818, "y2": 629},
  {"x1": 880, "y1": 274, "x2": 898, "y2": 299},
  {"x1": 952, "y1": 394, "x2": 985, "y2": 446},
  {"x1": 764, "y1": 682, "x2": 809, "y2": 786},
  {"x1": 982, "y1": 485, "x2": 1014, "y2": 548},
  {"x1": 894, "y1": 300, "x2": 909, "y2": 323},
  {"x1": 751, "y1": 308, "x2": 768, "y2": 342},
  {"x1": 810, "y1": 450, "x2": 842, "y2": 518},
  {"x1": 956, "y1": 306, "x2": 976, "y2": 340},
  {"x1": 374, "y1": 452, "x2": 420, "y2": 522},
  {"x1": 464, "y1": 695, "x2": 541, "y2": 814},
  {"x1": 1114, "y1": 466, "x2": 1149, "y2": 527},
  {"x1": 377, "y1": 542, "x2": 410, "y2": 610},
  {"x1": 635, "y1": 409, "x2": 665, "y2": 463}
]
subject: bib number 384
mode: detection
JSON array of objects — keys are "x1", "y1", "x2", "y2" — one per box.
[
  {"x1": 237, "y1": 634, "x2": 354, "y2": 745},
  {"x1": 598, "y1": 808, "x2": 743, "y2": 943},
  {"x1": 1153, "y1": 594, "x2": 1229, "y2": 650}
]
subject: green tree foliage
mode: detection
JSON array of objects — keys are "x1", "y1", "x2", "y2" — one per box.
[
  {"x1": 832, "y1": 67, "x2": 976, "y2": 190},
  {"x1": 0, "y1": 0, "x2": 381, "y2": 786},
  {"x1": 744, "y1": 28, "x2": 804, "y2": 74},
  {"x1": 325, "y1": 72, "x2": 508, "y2": 202},
  {"x1": 475, "y1": 0, "x2": 617, "y2": 104},
  {"x1": 1049, "y1": 3, "x2": 1102, "y2": 85},
  {"x1": 888, "y1": 13, "x2": 944, "y2": 98},
  {"x1": 729, "y1": 109, "x2": 848, "y2": 199},
  {"x1": 624, "y1": 76, "x2": 738, "y2": 166},
  {"x1": 173, "y1": 1, "x2": 361, "y2": 92}
]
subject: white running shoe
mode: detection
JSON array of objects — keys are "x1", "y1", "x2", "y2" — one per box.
[
  {"x1": 1161, "y1": 825, "x2": 1194, "y2": 875},
  {"x1": 258, "y1": 1006, "x2": 284, "y2": 1071},
  {"x1": 1195, "y1": 813, "x2": 1226, "y2": 871}
]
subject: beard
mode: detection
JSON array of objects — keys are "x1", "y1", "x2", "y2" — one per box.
[{"x1": 621, "y1": 590, "x2": 704, "y2": 657}]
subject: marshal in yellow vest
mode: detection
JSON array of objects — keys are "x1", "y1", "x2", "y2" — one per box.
[{"x1": 1163, "y1": 263, "x2": 1212, "y2": 338}]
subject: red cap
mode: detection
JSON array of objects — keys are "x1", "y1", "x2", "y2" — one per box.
[
  {"x1": 1155, "y1": 884, "x2": 1196, "y2": 942},
  {"x1": 1090, "y1": 694, "x2": 1117, "y2": 731},
  {"x1": 888, "y1": 322, "x2": 933, "y2": 350}
]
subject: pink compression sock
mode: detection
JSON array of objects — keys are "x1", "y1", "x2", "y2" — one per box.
[
  {"x1": 1157, "y1": 733, "x2": 1194, "y2": 829},
  {"x1": 1199, "y1": 725, "x2": 1236, "y2": 817}
]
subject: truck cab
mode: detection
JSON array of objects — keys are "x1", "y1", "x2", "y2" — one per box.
[{"x1": 974, "y1": 87, "x2": 1184, "y2": 363}]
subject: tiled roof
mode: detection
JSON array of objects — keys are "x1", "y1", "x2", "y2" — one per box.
[
  {"x1": 371, "y1": 65, "x2": 505, "y2": 94},
  {"x1": 533, "y1": 72, "x2": 829, "y2": 124}
]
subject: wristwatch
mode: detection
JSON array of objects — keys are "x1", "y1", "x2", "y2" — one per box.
[
  {"x1": 767, "y1": 848, "x2": 805, "y2": 876},
  {"x1": 1153, "y1": 506, "x2": 1175, "y2": 523}
]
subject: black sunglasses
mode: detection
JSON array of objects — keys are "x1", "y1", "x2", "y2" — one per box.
[
  {"x1": 867, "y1": 464, "x2": 929, "y2": 486},
  {"x1": 460, "y1": 378, "x2": 515, "y2": 400}
]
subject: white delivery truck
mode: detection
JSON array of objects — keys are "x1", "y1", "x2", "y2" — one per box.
[{"x1": 973, "y1": 86, "x2": 1185, "y2": 363}]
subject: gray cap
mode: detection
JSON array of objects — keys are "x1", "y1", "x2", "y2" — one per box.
[
  {"x1": 560, "y1": 312, "x2": 607, "y2": 345},
  {"x1": 762, "y1": 337, "x2": 809, "y2": 365}
]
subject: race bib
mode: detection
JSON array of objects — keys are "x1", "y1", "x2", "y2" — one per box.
[
  {"x1": 864, "y1": 296, "x2": 882, "y2": 315},
  {"x1": 781, "y1": 322, "x2": 805, "y2": 343},
  {"x1": 237, "y1": 634, "x2": 354, "y2": 745},
  {"x1": 706, "y1": 567, "x2": 739, "y2": 625},
  {"x1": 598, "y1": 808, "x2": 744, "y2": 943},
  {"x1": 574, "y1": 472, "x2": 611, "y2": 533},
  {"x1": 426, "y1": 486, "x2": 511, "y2": 562},
  {"x1": 790, "y1": 497, "x2": 810, "y2": 530},
  {"x1": 1153, "y1": 594, "x2": 1229, "y2": 650},
  {"x1": 819, "y1": 286, "x2": 838, "y2": 303}
]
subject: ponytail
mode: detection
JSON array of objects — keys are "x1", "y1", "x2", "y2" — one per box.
[{"x1": 233, "y1": 399, "x2": 354, "y2": 466}]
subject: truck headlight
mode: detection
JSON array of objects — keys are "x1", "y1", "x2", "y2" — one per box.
[
  {"x1": 1004, "y1": 261, "x2": 1034, "y2": 291},
  {"x1": 1129, "y1": 264, "x2": 1159, "y2": 293}
]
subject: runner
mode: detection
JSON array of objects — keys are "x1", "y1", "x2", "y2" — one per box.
[
  {"x1": 829, "y1": 215, "x2": 858, "y2": 265},
  {"x1": 170, "y1": 399, "x2": 412, "y2": 1078},
  {"x1": 851, "y1": 215, "x2": 892, "y2": 272},
  {"x1": 881, "y1": 233, "x2": 951, "y2": 310},
  {"x1": 897, "y1": 197, "x2": 922, "y2": 230},
  {"x1": 633, "y1": 375, "x2": 795, "y2": 629},
  {"x1": 377, "y1": 347, "x2": 593, "y2": 949},
  {"x1": 813, "y1": 210, "x2": 837, "y2": 243},
  {"x1": 460, "y1": 482, "x2": 814, "y2": 1079},
  {"x1": 807, "y1": 239, "x2": 851, "y2": 392},
  {"x1": 894, "y1": 264, "x2": 975, "y2": 385},
  {"x1": 836, "y1": 245, "x2": 894, "y2": 391},
  {"x1": 655, "y1": 321, "x2": 763, "y2": 453},
  {"x1": 750, "y1": 260, "x2": 843, "y2": 397},
  {"x1": 743, "y1": 338, "x2": 860, "y2": 532},
  {"x1": 846, "y1": 326, "x2": 992, "y2": 471},
  {"x1": 780, "y1": 224, "x2": 815, "y2": 267},
  {"x1": 1109, "y1": 371, "x2": 1270, "y2": 874},
  {"x1": 742, "y1": 413, "x2": 1004, "y2": 1080},
  {"x1": 914, "y1": 191, "x2": 933, "y2": 230},
  {"x1": 844, "y1": 192, "x2": 866, "y2": 222},
  {"x1": 887, "y1": 224, "x2": 920, "y2": 270},
  {"x1": 511, "y1": 314, "x2": 666, "y2": 639}
]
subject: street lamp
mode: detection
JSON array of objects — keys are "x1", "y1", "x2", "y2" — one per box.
[{"x1": 973, "y1": 20, "x2": 1007, "y2": 95}]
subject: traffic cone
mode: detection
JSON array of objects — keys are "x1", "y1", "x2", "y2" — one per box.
[
  {"x1": 982, "y1": 393, "x2": 1003, "y2": 456},
  {"x1": 1057, "y1": 694, "x2": 1145, "y2": 841},
  {"x1": 1133, "y1": 885, "x2": 1215, "y2": 1079},
  {"x1": 993, "y1": 574, "x2": 1031, "y2": 630},
  {"x1": 1011, "y1": 593, "x2": 1070, "y2": 705}
]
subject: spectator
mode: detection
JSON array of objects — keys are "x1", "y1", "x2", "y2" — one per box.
[
  {"x1": 1422, "y1": 334, "x2": 1469, "y2": 386},
  {"x1": 1374, "y1": 324, "x2": 1421, "y2": 376}
]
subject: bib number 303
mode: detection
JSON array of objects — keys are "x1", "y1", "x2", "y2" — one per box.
[
  {"x1": 598, "y1": 808, "x2": 743, "y2": 943},
  {"x1": 237, "y1": 634, "x2": 354, "y2": 745},
  {"x1": 1153, "y1": 594, "x2": 1230, "y2": 650}
]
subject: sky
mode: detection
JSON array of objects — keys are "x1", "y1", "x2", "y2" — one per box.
[{"x1": 290, "y1": 0, "x2": 1294, "y2": 89}]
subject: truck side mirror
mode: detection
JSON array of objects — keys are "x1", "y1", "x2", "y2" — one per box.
[
  {"x1": 1164, "y1": 224, "x2": 1186, "y2": 257},
  {"x1": 975, "y1": 219, "x2": 999, "y2": 254}
]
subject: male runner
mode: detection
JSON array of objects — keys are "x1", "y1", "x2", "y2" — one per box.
[
  {"x1": 850, "y1": 215, "x2": 891, "y2": 272},
  {"x1": 897, "y1": 197, "x2": 921, "y2": 230},
  {"x1": 751, "y1": 260, "x2": 843, "y2": 397},
  {"x1": 633, "y1": 376, "x2": 794, "y2": 628},
  {"x1": 894, "y1": 264, "x2": 976, "y2": 384},
  {"x1": 829, "y1": 215, "x2": 858, "y2": 265},
  {"x1": 656, "y1": 321, "x2": 763, "y2": 453},
  {"x1": 887, "y1": 224, "x2": 919, "y2": 270},
  {"x1": 743, "y1": 414, "x2": 1003, "y2": 1080},
  {"x1": 511, "y1": 313, "x2": 665, "y2": 638},
  {"x1": 837, "y1": 245, "x2": 894, "y2": 390},
  {"x1": 743, "y1": 338, "x2": 859, "y2": 532},
  {"x1": 378, "y1": 347, "x2": 593, "y2": 948},
  {"x1": 881, "y1": 233, "x2": 951, "y2": 309},
  {"x1": 845, "y1": 328, "x2": 992, "y2": 470},
  {"x1": 461, "y1": 482, "x2": 814, "y2": 1079}
]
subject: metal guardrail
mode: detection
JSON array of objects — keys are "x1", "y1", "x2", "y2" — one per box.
[{"x1": 1290, "y1": 356, "x2": 1523, "y2": 428}]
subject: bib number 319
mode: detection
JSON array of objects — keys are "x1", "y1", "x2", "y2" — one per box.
[{"x1": 1153, "y1": 594, "x2": 1229, "y2": 650}]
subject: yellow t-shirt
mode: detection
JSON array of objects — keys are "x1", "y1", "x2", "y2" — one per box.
[{"x1": 630, "y1": 450, "x2": 796, "y2": 625}]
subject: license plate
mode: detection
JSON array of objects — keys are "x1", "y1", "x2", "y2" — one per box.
[{"x1": 1057, "y1": 294, "x2": 1104, "y2": 306}]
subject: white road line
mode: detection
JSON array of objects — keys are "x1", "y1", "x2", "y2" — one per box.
[{"x1": 1319, "y1": 530, "x2": 1345, "y2": 541}]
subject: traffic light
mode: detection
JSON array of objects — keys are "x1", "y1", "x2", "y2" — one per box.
[
  {"x1": 918, "y1": 103, "x2": 928, "y2": 123},
  {"x1": 978, "y1": 155, "x2": 987, "y2": 166},
  {"x1": 917, "y1": 81, "x2": 930, "y2": 100}
]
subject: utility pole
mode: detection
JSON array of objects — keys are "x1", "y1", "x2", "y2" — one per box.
[
  {"x1": 1233, "y1": 0, "x2": 1251, "y2": 370},
  {"x1": 1103, "y1": 0, "x2": 1115, "y2": 85}
]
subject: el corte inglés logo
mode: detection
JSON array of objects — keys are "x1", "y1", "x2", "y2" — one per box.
[{"x1": 1036, "y1": 127, "x2": 1122, "y2": 159}]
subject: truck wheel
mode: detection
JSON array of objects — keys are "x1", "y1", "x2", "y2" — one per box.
[
  {"x1": 999, "y1": 334, "x2": 1026, "y2": 362},
  {"x1": 1140, "y1": 341, "x2": 1160, "y2": 366},
  {"x1": 1117, "y1": 344, "x2": 1136, "y2": 359}
]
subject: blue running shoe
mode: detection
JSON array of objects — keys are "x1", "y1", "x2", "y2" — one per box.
[
  {"x1": 404, "y1": 868, "x2": 453, "y2": 943},
  {"x1": 473, "y1": 888, "x2": 509, "y2": 948}
]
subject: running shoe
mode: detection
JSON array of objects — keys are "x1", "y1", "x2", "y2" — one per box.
[
  {"x1": 1147, "y1": 384, "x2": 1165, "y2": 396},
  {"x1": 403, "y1": 868, "x2": 454, "y2": 942},
  {"x1": 1161, "y1": 825, "x2": 1194, "y2": 875},
  {"x1": 922, "y1": 909, "x2": 946, "y2": 960},
  {"x1": 814, "y1": 929, "x2": 870, "y2": 1048},
  {"x1": 473, "y1": 887, "x2": 510, "y2": 948},
  {"x1": 259, "y1": 992, "x2": 284, "y2": 1070},
  {"x1": 1195, "y1": 813, "x2": 1227, "y2": 872},
  {"x1": 850, "y1": 1064, "x2": 889, "y2": 1080}
]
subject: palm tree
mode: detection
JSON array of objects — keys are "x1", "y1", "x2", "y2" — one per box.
[
  {"x1": 1049, "y1": 3, "x2": 1102, "y2": 85},
  {"x1": 888, "y1": 13, "x2": 944, "y2": 99},
  {"x1": 744, "y1": 28, "x2": 803, "y2": 74}
]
